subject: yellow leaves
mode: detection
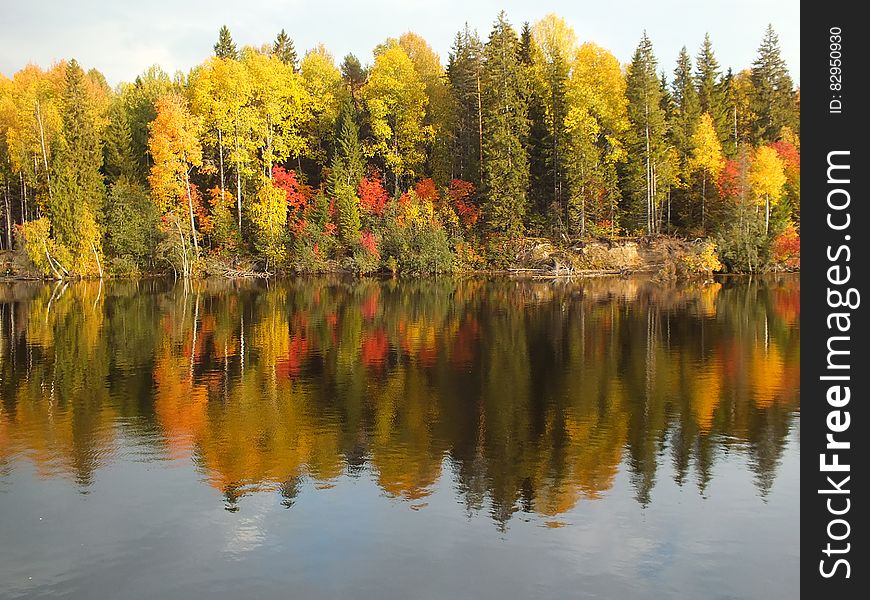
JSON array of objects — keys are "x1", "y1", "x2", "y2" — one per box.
[
  {"x1": 362, "y1": 44, "x2": 430, "y2": 178},
  {"x1": 249, "y1": 179, "x2": 288, "y2": 264},
  {"x1": 242, "y1": 49, "x2": 310, "y2": 163},
  {"x1": 147, "y1": 93, "x2": 201, "y2": 214},
  {"x1": 750, "y1": 145, "x2": 787, "y2": 207},
  {"x1": 689, "y1": 112, "x2": 724, "y2": 178},
  {"x1": 532, "y1": 14, "x2": 577, "y2": 67}
]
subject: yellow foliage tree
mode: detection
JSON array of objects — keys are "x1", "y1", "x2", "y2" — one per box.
[
  {"x1": 749, "y1": 145, "x2": 787, "y2": 234},
  {"x1": 689, "y1": 112, "x2": 724, "y2": 233},
  {"x1": 148, "y1": 93, "x2": 203, "y2": 274},
  {"x1": 362, "y1": 44, "x2": 431, "y2": 192}
]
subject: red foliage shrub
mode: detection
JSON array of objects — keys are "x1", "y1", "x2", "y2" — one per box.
[
  {"x1": 358, "y1": 171, "x2": 389, "y2": 216},
  {"x1": 448, "y1": 179, "x2": 479, "y2": 227}
]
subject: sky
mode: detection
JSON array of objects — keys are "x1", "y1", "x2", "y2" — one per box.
[{"x1": 0, "y1": 0, "x2": 799, "y2": 86}]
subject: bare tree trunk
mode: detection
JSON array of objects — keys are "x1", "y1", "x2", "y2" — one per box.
[
  {"x1": 476, "y1": 70, "x2": 483, "y2": 184},
  {"x1": 20, "y1": 172, "x2": 26, "y2": 225},
  {"x1": 236, "y1": 164, "x2": 242, "y2": 230},
  {"x1": 218, "y1": 128, "x2": 225, "y2": 192},
  {"x1": 43, "y1": 240, "x2": 61, "y2": 279},
  {"x1": 91, "y1": 242, "x2": 103, "y2": 278},
  {"x1": 702, "y1": 171, "x2": 706, "y2": 234},
  {"x1": 3, "y1": 181, "x2": 11, "y2": 250},
  {"x1": 182, "y1": 159, "x2": 199, "y2": 258},
  {"x1": 35, "y1": 99, "x2": 53, "y2": 200},
  {"x1": 765, "y1": 194, "x2": 770, "y2": 235}
]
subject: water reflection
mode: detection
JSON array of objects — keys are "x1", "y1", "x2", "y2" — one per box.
[{"x1": 0, "y1": 275, "x2": 799, "y2": 525}]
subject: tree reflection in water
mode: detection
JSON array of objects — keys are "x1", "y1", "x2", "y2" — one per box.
[{"x1": 0, "y1": 275, "x2": 799, "y2": 527}]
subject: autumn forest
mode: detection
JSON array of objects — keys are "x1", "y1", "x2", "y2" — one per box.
[{"x1": 0, "y1": 13, "x2": 800, "y2": 278}]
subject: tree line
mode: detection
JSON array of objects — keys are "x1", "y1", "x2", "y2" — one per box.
[{"x1": 0, "y1": 13, "x2": 800, "y2": 277}]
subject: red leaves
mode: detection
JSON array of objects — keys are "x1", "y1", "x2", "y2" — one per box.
[
  {"x1": 360, "y1": 230, "x2": 379, "y2": 259},
  {"x1": 448, "y1": 179, "x2": 479, "y2": 227},
  {"x1": 272, "y1": 166, "x2": 310, "y2": 218},
  {"x1": 768, "y1": 140, "x2": 800, "y2": 172},
  {"x1": 717, "y1": 159, "x2": 742, "y2": 202},
  {"x1": 358, "y1": 171, "x2": 388, "y2": 216},
  {"x1": 772, "y1": 224, "x2": 800, "y2": 268},
  {"x1": 414, "y1": 178, "x2": 439, "y2": 204}
]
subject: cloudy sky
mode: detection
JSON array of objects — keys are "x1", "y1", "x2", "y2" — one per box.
[{"x1": 1, "y1": 0, "x2": 799, "y2": 86}]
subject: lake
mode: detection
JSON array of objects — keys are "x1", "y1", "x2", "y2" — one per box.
[{"x1": 0, "y1": 275, "x2": 799, "y2": 599}]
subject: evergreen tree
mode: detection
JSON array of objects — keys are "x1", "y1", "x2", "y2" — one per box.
[
  {"x1": 695, "y1": 34, "x2": 728, "y2": 140},
  {"x1": 481, "y1": 12, "x2": 529, "y2": 237},
  {"x1": 672, "y1": 47, "x2": 700, "y2": 162},
  {"x1": 272, "y1": 29, "x2": 298, "y2": 71},
  {"x1": 531, "y1": 15, "x2": 574, "y2": 229},
  {"x1": 446, "y1": 24, "x2": 484, "y2": 186},
  {"x1": 330, "y1": 103, "x2": 364, "y2": 245},
  {"x1": 214, "y1": 25, "x2": 238, "y2": 60},
  {"x1": 518, "y1": 23, "x2": 549, "y2": 220},
  {"x1": 624, "y1": 33, "x2": 667, "y2": 234},
  {"x1": 103, "y1": 99, "x2": 137, "y2": 183},
  {"x1": 669, "y1": 47, "x2": 699, "y2": 229},
  {"x1": 340, "y1": 54, "x2": 367, "y2": 117},
  {"x1": 51, "y1": 59, "x2": 106, "y2": 271},
  {"x1": 751, "y1": 25, "x2": 796, "y2": 143},
  {"x1": 718, "y1": 68, "x2": 739, "y2": 156}
]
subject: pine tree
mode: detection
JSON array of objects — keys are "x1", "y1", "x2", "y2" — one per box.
[
  {"x1": 518, "y1": 23, "x2": 549, "y2": 220},
  {"x1": 624, "y1": 33, "x2": 667, "y2": 234},
  {"x1": 751, "y1": 25, "x2": 796, "y2": 144},
  {"x1": 272, "y1": 29, "x2": 298, "y2": 71},
  {"x1": 481, "y1": 12, "x2": 529, "y2": 237},
  {"x1": 446, "y1": 24, "x2": 484, "y2": 186},
  {"x1": 214, "y1": 25, "x2": 238, "y2": 60}
]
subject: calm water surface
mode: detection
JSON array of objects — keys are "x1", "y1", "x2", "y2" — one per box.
[{"x1": 0, "y1": 275, "x2": 799, "y2": 599}]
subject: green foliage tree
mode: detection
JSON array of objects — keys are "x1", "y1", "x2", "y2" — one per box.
[
  {"x1": 49, "y1": 59, "x2": 107, "y2": 275},
  {"x1": 751, "y1": 25, "x2": 796, "y2": 144},
  {"x1": 624, "y1": 33, "x2": 668, "y2": 234},
  {"x1": 695, "y1": 34, "x2": 728, "y2": 142},
  {"x1": 531, "y1": 14, "x2": 575, "y2": 229},
  {"x1": 272, "y1": 29, "x2": 298, "y2": 71},
  {"x1": 214, "y1": 25, "x2": 238, "y2": 60},
  {"x1": 481, "y1": 12, "x2": 529, "y2": 237},
  {"x1": 518, "y1": 23, "x2": 550, "y2": 221},
  {"x1": 446, "y1": 25, "x2": 484, "y2": 185},
  {"x1": 330, "y1": 104, "x2": 364, "y2": 246}
]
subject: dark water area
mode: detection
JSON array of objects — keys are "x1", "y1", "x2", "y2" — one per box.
[{"x1": 0, "y1": 275, "x2": 799, "y2": 599}]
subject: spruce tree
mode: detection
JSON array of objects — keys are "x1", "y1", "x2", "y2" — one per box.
[
  {"x1": 340, "y1": 54, "x2": 367, "y2": 117},
  {"x1": 670, "y1": 47, "x2": 700, "y2": 228},
  {"x1": 272, "y1": 29, "x2": 298, "y2": 71},
  {"x1": 481, "y1": 12, "x2": 529, "y2": 237},
  {"x1": 103, "y1": 99, "x2": 137, "y2": 183},
  {"x1": 695, "y1": 34, "x2": 728, "y2": 138},
  {"x1": 624, "y1": 33, "x2": 667, "y2": 234},
  {"x1": 446, "y1": 24, "x2": 484, "y2": 186},
  {"x1": 672, "y1": 47, "x2": 700, "y2": 159},
  {"x1": 751, "y1": 25, "x2": 796, "y2": 143},
  {"x1": 51, "y1": 59, "x2": 106, "y2": 270},
  {"x1": 214, "y1": 25, "x2": 238, "y2": 60},
  {"x1": 518, "y1": 23, "x2": 549, "y2": 220},
  {"x1": 330, "y1": 103, "x2": 364, "y2": 245}
]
